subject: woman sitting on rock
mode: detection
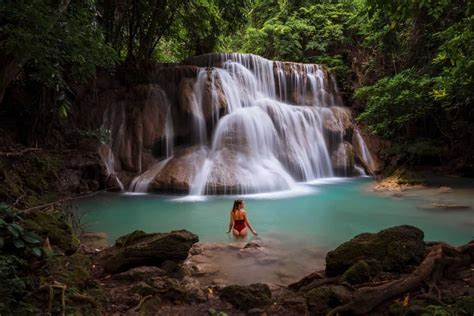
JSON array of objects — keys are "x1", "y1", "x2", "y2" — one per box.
[{"x1": 226, "y1": 199, "x2": 258, "y2": 238}]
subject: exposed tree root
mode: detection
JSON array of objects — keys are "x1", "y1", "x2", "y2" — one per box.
[
  {"x1": 39, "y1": 283, "x2": 67, "y2": 316},
  {"x1": 327, "y1": 242, "x2": 474, "y2": 315},
  {"x1": 130, "y1": 294, "x2": 153, "y2": 312}
]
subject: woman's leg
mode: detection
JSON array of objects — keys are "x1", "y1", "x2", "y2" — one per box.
[
  {"x1": 239, "y1": 227, "x2": 248, "y2": 237},
  {"x1": 233, "y1": 229, "x2": 240, "y2": 237}
]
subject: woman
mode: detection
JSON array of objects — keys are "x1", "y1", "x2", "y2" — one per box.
[{"x1": 226, "y1": 199, "x2": 258, "y2": 237}]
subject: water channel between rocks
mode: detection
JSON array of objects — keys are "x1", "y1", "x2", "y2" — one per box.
[{"x1": 77, "y1": 177, "x2": 474, "y2": 286}]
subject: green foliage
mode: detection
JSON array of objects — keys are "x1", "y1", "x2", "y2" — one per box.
[
  {"x1": 355, "y1": 69, "x2": 434, "y2": 139},
  {"x1": 0, "y1": 203, "x2": 42, "y2": 257},
  {"x1": 239, "y1": 1, "x2": 355, "y2": 62},
  {"x1": 98, "y1": 0, "x2": 252, "y2": 62},
  {"x1": 0, "y1": 203, "x2": 43, "y2": 314},
  {"x1": 1, "y1": 0, "x2": 116, "y2": 86}
]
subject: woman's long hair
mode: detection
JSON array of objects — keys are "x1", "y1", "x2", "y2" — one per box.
[{"x1": 232, "y1": 199, "x2": 243, "y2": 212}]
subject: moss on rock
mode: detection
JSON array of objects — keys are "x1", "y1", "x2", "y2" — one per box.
[
  {"x1": 325, "y1": 225, "x2": 425, "y2": 277},
  {"x1": 23, "y1": 211, "x2": 79, "y2": 255},
  {"x1": 103, "y1": 230, "x2": 199, "y2": 274},
  {"x1": 304, "y1": 286, "x2": 341, "y2": 315},
  {"x1": 340, "y1": 260, "x2": 371, "y2": 284},
  {"x1": 220, "y1": 283, "x2": 272, "y2": 310}
]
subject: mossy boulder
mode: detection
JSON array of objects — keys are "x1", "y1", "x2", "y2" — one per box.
[
  {"x1": 325, "y1": 225, "x2": 425, "y2": 277},
  {"x1": 340, "y1": 260, "x2": 371, "y2": 284},
  {"x1": 304, "y1": 286, "x2": 341, "y2": 315},
  {"x1": 23, "y1": 211, "x2": 79, "y2": 255},
  {"x1": 103, "y1": 230, "x2": 198, "y2": 274},
  {"x1": 220, "y1": 283, "x2": 271, "y2": 310}
]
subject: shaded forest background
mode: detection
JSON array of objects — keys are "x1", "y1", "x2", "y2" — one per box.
[{"x1": 1, "y1": 0, "x2": 473, "y2": 170}]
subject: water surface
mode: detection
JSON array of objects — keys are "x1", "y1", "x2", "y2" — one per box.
[
  {"x1": 77, "y1": 178, "x2": 473, "y2": 284},
  {"x1": 78, "y1": 178, "x2": 473, "y2": 246}
]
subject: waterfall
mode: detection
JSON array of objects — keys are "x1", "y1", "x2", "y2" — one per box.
[
  {"x1": 98, "y1": 144, "x2": 124, "y2": 191},
  {"x1": 128, "y1": 94, "x2": 175, "y2": 192},
  {"x1": 354, "y1": 128, "x2": 375, "y2": 173},
  {"x1": 101, "y1": 53, "x2": 372, "y2": 195},
  {"x1": 129, "y1": 157, "x2": 172, "y2": 192},
  {"x1": 184, "y1": 54, "x2": 339, "y2": 194}
]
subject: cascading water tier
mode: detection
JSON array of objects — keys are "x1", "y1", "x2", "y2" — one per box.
[{"x1": 97, "y1": 53, "x2": 377, "y2": 194}]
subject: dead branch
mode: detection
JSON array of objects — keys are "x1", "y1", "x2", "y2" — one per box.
[
  {"x1": 130, "y1": 295, "x2": 153, "y2": 312},
  {"x1": 0, "y1": 147, "x2": 41, "y2": 157}
]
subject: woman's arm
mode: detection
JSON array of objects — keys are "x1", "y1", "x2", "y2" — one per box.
[
  {"x1": 244, "y1": 212, "x2": 258, "y2": 235},
  {"x1": 226, "y1": 211, "x2": 234, "y2": 233}
]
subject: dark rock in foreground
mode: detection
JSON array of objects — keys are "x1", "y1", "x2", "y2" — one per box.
[
  {"x1": 325, "y1": 225, "x2": 425, "y2": 276},
  {"x1": 102, "y1": 229, "x2": 199, "y2": 274},
  {"x1": 220, "y1": 283, "x2": 272, "y2": 310}
]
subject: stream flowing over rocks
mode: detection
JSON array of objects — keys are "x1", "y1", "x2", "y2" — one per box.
[{"x1": 74, "y1": 53, "x2": 382, "y2": 195}]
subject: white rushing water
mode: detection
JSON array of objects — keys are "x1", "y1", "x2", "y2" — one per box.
[
  {"x1": 105, "y1": 53, "x2": 375, "y2": 194},
  {"x1": 186, "y1": 54, "x2": 339, "y2": 194}
]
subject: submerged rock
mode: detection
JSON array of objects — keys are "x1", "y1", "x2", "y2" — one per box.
[
  {"x1": 325, "y1": 225, "x2": 425, "y2": 277},
  {"x1": 102, "y1": 230, "x2": 199, "y2": 274},
  {"x1": 220, "y1": 283, "x2": 272, "y2": 310}
]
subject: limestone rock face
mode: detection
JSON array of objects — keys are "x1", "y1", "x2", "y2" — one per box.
[
  {"x1": 325, "y1": 225, "x2": 425, "y2": 277},
  {"x1": 151, "y1": 146, "x2": 208, "y2": 193},
  {"x1": 322, "y1": 106, "x2": 353, "y2": 137},
  {"x1": 177, "y1": 78, "x2": 197, "y2": 115},
  {"x1": 352, "y1": 128, "x2": 383, "y2": 174},
  {"x1": 330, "y1": 141, "x2": 355, "y2": 176},
  {"x1": 220, "y1": 283, "x2": 272, "y2": 310},
  {"x1": 102, "y1": 230, "x2": 199, "y2": 274},
  {"x1": 104, "y1": 84, "x2": 171, "y2": 174}
]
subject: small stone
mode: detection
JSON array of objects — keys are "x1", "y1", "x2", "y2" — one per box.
[
  {"x1": 194, "y1": 263, "x2": 219, "y2": 276},
  {"x1": 244, "y1": 242, "x2": 261, "y2": 249},
  {"x1": 438, "y1": 186, "x2": 453, "y2": 193},
  {"x1": 189, "y1": 243, "x2": 205, "y2": 255}
]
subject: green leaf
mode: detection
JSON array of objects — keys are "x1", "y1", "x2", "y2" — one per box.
[
  {"x1": 22, "y1": 231, "x2": 41, "y2": 244},
  {"x1": 7, "y1": 225, "x2": 19, "y2": 238},
  {"x1": 32, "y1": 247, "x2": 42, "y2": 257},
  {"x1": 0, "y1": 237, "x2": 4, "y2": 248},
  {"x1": 10, "y1": 223, "x2": 24, "y2": 232},
  {"x1": 0, "y1": 218, "x2": 6, "y2": 226},
  {"x1": 13, "y1": 239, "x2": 25, "y2": 248}
]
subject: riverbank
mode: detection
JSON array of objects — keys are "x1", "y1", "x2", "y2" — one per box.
[{"x1": 84, "y1": 226, "x2": 473, "y2": 315}]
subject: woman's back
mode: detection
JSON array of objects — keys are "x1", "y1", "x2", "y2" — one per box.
[{"x1": 232, "y1": 209, "x2": 246, "y2": 221}]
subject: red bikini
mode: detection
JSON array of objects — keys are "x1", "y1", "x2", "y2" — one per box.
[{"x1": 233, "y1": 219, "x2": 246, "y2": 233}]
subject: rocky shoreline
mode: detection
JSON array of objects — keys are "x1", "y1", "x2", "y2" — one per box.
[{"x1": 81, "y1": 226, "x2": 473, "y2": 315}]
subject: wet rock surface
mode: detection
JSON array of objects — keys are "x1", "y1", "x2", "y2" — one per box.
[
  {"x1": 101, "y1": 229, "x2": 199, "y2": 274},
  {"x1": 89, "y1": 227, "x2": 472, "y2": 315},
  {"x1": 220, "y1": 283, "x2": 272, "y2": 310},
  {"x1": 325, "y1": 225, "x2": 425, "y2": 277}
]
